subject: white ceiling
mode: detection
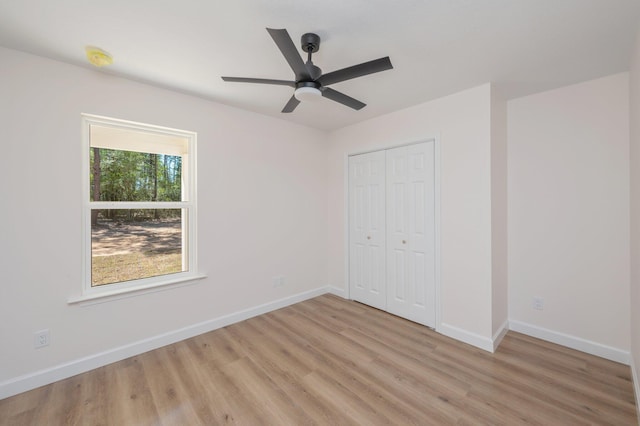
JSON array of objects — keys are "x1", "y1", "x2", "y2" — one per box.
[{"x1": 1, "y1": 0, "x2": 639, "y2": 131}]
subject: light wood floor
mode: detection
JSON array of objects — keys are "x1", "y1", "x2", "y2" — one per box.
[{"x1": 1, "y1": 294, "x2": 637, "y2": 425}]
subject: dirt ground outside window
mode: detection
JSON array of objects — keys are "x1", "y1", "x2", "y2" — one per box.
[{"x1": 91, "y1": 219, "x2": 182, "y2": 285}]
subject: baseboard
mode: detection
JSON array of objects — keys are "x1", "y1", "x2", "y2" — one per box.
[
  {"x1": 631, "y1": 355, "x2": 640, "y2": 425},
  {"x1": 0, "y1": 286, "x2": 329, "y2": 400},
  {"x1": 508, "y1": 320, "x2": 630, "y2": 365},
  {"x1": 492, "y1": 320, "x2": 509, "y2": 352},
  {"x1": 438, "y1": 322, "x2": 494, "y2": 353},
  {"x1": 326, "y1": 285, "x2": 347, "y2": 298}
]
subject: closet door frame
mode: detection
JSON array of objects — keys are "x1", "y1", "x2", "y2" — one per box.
[{"x1": 345, "y1": 136, "x2": 441, "y2": 330}]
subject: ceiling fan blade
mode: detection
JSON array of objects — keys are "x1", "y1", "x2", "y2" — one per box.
[
  {"x1": 221, "y1": 77, "x2": 296, "y2": 87},
  {"x1": 320, "y1": 87, "x2": 366, "y2": 110},
  {"x1": 318, "y1": 57, "x2": 393, "y2": 86},
  {"x1": 282, "y1": 95, "x2": 301, "y2": 113},
  {"x1": 266, "y1": 28, "x2": 310, "y2": 81}
]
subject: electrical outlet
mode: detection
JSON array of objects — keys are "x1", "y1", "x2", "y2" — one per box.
[
  {"x1": 272, "y1": 275, "x2": 285, "y2": 288},
  {"x1": 34, "y1": 329, "x2": 50, "y2": 348},
  {"x1": 532, "y1": 297, "x2": 544, "y2": 311}
]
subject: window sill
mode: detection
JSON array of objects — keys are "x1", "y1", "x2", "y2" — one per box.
[{"x1": 68, "y1": 274, "x2": 207, "y2": 306}]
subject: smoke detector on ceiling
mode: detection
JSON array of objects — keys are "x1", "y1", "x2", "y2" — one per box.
[{"x1": 85, "y1": 46, "x2": 113, "y2": 67}]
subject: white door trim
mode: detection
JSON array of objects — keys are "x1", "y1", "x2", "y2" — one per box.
[{"x1": 344, "y1": 136, "x2": 441, "y2": 329}]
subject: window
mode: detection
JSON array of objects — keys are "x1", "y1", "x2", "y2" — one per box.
[{"x1": 79, "y1": 114, "x2": 198, "y2": 300}]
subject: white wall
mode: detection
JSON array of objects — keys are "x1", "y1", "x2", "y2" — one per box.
[
  {"x1": 629, "y1": 19, "x2": 640, "y2": 409},
  {"x1": 490, "y1": 88, "x2": 508, "y2": 341},
  {"x1": 0, "y1": 47, "x2": 328, "y2": 396},
  {"x1": 508, "y1": 73, "x2": 631, "y2": 360},
  {"x1": 327, "y1": 84, "x2": 496, "y2": 347}
]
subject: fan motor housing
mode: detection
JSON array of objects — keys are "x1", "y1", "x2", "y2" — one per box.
[{"x1": 296, "y1": 81, "x2": 321, "y2": 90}]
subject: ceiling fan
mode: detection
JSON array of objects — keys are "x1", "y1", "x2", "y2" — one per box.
[{"x1": 221, "y1": 28, "x2": 393, "y2": 113}]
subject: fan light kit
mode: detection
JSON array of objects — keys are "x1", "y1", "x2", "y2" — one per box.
[
  {"x1": 222, "y1": 28, "x2": 393, "y2": 113},
  {"x1": 294, "y1": 85, "x2": 321, "y2": 102}
]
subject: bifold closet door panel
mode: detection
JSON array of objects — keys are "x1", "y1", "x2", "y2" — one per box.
[
  {"x1": 348, "y1": 150, "x2": 386, "y2": 310},
  {"x1": 386, "y1": 142, "x2": 436, "y2": 327}
]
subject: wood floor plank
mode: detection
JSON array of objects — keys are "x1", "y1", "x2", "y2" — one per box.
[
  {"x1": 266, "y1": 311, "x2": 441, "y2": 424},
  {"x1": 96, "y1": 357, "x2": 160, "y2": 426},
  {"x1": 220, "y1": 356, "x2": 312, "y2": 425},
  {"x1": 139, "y1": 346, "x2": 209, "y2": 425},
  {"x1": 0, "y1": 383, "x2": 49, "y2": 424},
  {"x1": 0, "y1": 294, "x2": 636, "y2": 425},
  {"x1": 429, "y1": 341, "x2": 607, "y2": 424},
  {"x1": 301, "y1": 370, "x2": 396, "y2": 425},
  {"x1": 199, "y1": 360, "x2": 267, "y2": 425},
  {"x1": 240, "y1": 313, "x2": 372, "y2": 425},
  {"x1": 188, "y1": 327, "x2": 247, "y2": 368},
  {"x1": 495, "y1": 344, "x2": 636, "y2": 419}
]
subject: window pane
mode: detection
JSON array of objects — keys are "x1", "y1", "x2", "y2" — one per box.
[
  {"x1": 90, "y1": 148, "x2": 182, "y2": 202},
  {"x1": 91, "y1": 209, "x2": 186, "y2": 286}
]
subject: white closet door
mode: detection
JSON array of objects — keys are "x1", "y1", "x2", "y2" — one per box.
[
  {"x1": 386, "y1": 142, "x2": 436, "y2": 327},
  {"x1": 348, "y1": 151, "x2": 386, "y2": 310}
]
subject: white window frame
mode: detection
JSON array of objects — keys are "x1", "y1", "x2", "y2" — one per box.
[{"x1": 72, "y1": 114, "x2": 201, "y2": 304}]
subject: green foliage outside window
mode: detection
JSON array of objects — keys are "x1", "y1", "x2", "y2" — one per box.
[{"x1": 90, "y1": 148, "x2": 182, "y2": 221}]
